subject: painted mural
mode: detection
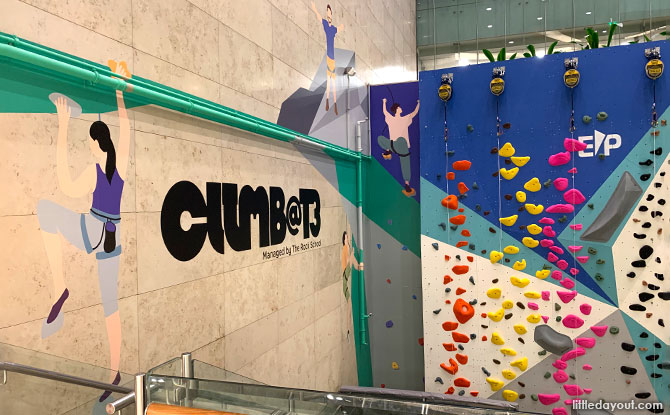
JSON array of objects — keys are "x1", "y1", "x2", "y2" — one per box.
[{"x1": 420, "y1": 41, "x2": 669, "y2": 412}]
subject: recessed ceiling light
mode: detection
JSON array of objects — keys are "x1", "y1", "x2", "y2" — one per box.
[
  {"x1": 509, "y1": 40, "x2": 514, "y2": 44},
  {"x1": 585, "y1": 11, "x2": 592, "y2": 15},
  {"x1": 486, "y1": 7, "x2": 492, "y2": 11},
  {"x1": 537, "y1": 16, "x2": 543, "y2": 21},
  {"x1": 488, "y1": 24, "x2": 493, "y2": 28},
  {"x1": 602, "y1": 30, "x2": 607, "y2": 33}
]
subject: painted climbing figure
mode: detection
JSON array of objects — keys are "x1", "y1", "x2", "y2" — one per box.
[
  {"x1": 341, "y1": 223, "x2": 363, "y2": 301},
  {"x1": 311, "y1": 1, "x2": 343, "y2": 115},
  {"x1": 378, "y1": 97, "x2": 420, "y2": 197},
  {"x1": 37, "y1": 60, "x2": 132, "y2": 402}
]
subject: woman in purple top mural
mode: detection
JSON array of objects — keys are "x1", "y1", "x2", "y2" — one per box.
[{"x1": 37, "y1": 62, "x2": 131, "y2": 402}]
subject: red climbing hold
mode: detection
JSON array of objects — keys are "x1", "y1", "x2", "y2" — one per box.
[
  {"x1": 442, "y1": 321, "x2": 459, "y2": 331},
  {"x1": 445, "y1": 386, "x2": 455, "y2": 394},
  {"x1": 444, "y1": 275, "x2": 453, "y2": 284},
  {"x1": 450, "y1": 215, "x2": 466, "y2": 225},
  {"x1": 458, "y1": 182, "x2": 469, "y2": 194},
  {"x1": 453, "y1": 298, "x2": 475, "y2": 324},
  {"x1": 443, "y1": 343, "x2": 457, "y2": 351},
  {"x1": 470, "y1": 391, "x2": 479, "y2": 397},
  {"x1": 445, "y1": 300, "x2": 451, "y2": 304},
  {"x1": 445, "y1": 255, "x2": 450, "y2": 261},
  {"x1": 456, "y1": 287, "x2": 467, "y2": 295},
  {"x1": 452, "y1": 265, "x2": 469, "y2": 275},
  {"x1": 461, "y1": 229, "x2": 471, "y2": 237},
  {"x1": 456, "y1": 241, "x2": 468, "y2": 248},
  {"x1": 458, "y1": 208, "x2": 464, "y2": 212},
  {"x1": 442, "y1": 195, "x2": 459, "y2": 210},
  {"x1": 467, "y1": 256, "x2": 474, "y2": 262},
  {"x1": 447, "y1": 172, "x2": 455, "y2": 180},
  {"x1": 418, "y1": 338, "x2": 424, "y2": 346},
  {"x1": 441, "y1": 358, "x2": 459, "y2": 375},
  {"x1": 386, "y1": 279, "x2": 391, "y2": 284},
  {"x1": 482, "y1": 335, "x2": 488, "y2": 341},
  {"x1": 455, "y1": 354, "x2": 469, "y2": 365},
  {"x1": 452, "y1": 332, "x2": 470, "y2": 343},
  {"x1": 481, "y1": 313, "x2": 487, "y2": 318},
  {"x1": 381, "y1": 384, "x2": 386, "y2": 388},
  {"x1": 452, "y1": 160, "x2": 472, "y2": 171},
  {"x1": 454, "y1": 377, "x2": 471, "y2": 387}
]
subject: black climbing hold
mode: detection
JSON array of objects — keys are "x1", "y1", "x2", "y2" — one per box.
[
  {"x1": 469, "y1": 275, "x2": 475, "y2": 285},
  {"x1": 433, "y1": 309, "x2": 442, "y2": 314},
  {"x1": 432, "y1": 242, "x2": 439, "y2": 250},
  {"x1": 544, "y1": 372, "x2": 551, "y2": 379},
  {"x1": 519, "y1": 394, "x2": 526, "y2": 399},
  {"x1": 480, "y1": 302, "x2": 487, "y2": 306},
  {"x1": 655, "y1": 273, "x2": 664, "y2": 281},
  {"x1": 538, "y1": 350, "x2": 547, "y2": 356},
  {"x1": 658, "y1": 292, "x2": 670, "y2": 300},
  {"x1": 472, "y1": 182, "x2": 479, "y2": 190},
  {"x1": 596, "y1": 273, "x2": 604, "y2": 281},
  {"x1": 646, "y1": 354, "x2": 660, "y2": 361},
  {"x1": 632, "y1": 260, "x2": 647, "y2": 267},
  {"x1": 651, "y1": 147, "x2": 662, "y2": 155},
  {"x1": 451, "y1": 225, "x2": 458, "y2": 231},
  {"x1": 481, "y1": 249, "x2": 487, "y2": 254},
  {"x1": 636, "y1": 392, "x2": 651, "y2": 399},
  {"x1": 458, "y1": 390, "x2": 465, "y2": 396},
  {"x1": 469, "y1": 299, "x2": 477, "y2": 305},
  {"x1": 597, "y1": 259, "x2": 605, "y2": 264},
  {"x1": 650, "y1": 373, "x2": 663, "y2": 379},
  {"x1": 659, "y1": 319, "x2": 665, "y2": 327},
  {"x1": 492, "y1": 171, "x2": 499, "y2": 177},
  {"x1": 639, "y1": 292, "x2": 655, "y2": 302},
  {"x1": 493, "y1": 359, "x2": 500, "y2": 364},
  {"x1": 640, "y1": 159, "x2": 653, "y2": 166},
  {"x1": 655, "y1": 183, "x2": 662, "y2": 188},
  {"x1": 504, "y1": 258, "x2": 510, "y2": 262},
  {"x1": 642, "y1": 222, "x2": 652, "y2": 228},
  {"x1": 641, "y1": 332, "x2": 649, "y2": 338},
  {"x1": 518, "y1": 382, "x2": 525, "y2": 387},
  {"x1": 470, "y1": 333, "x2": 476, "y2": 339},
  {"x1": 569, "y1": 373, "x2": 576, "y2": 379},
  {"x1": 468, "y1": 244, "x2": 475, "y2": 250},
  {"x1": 504, "y1": 194, "x2": 513, "y2": 200},
  {"x1": 516, "y1": 302, "x2": 525, "y2": 309},
  {"x1": 621, "y1": 342, "x2": 636, "y2": 352},
  {"x1": 447, "y1": 150, "x2": 455, "y2": 156},
  {"x1": 518, "y1": 337, "x2": 525, "y2": 344},
  {"x1": 627, "y1": 272, "x2": 636, "y2": 278},
  {"x1": 437, "y1": 174, "x2": 441, "y2": 179},
  {"x1": 439, "y1": 222, "x2": 447, "y2": 230},
  {"x1": 481, "y1": 325, "x2": 489, "y2": 329},
  {"x1": 504, "y1": 159, "x2": 512, "y2": 165},
  {"x1": 504, "y1": 313, "x2": 513, "y2": 320},
  {"x1": 640, "y1": 206, "x2": 649, "y2": 212},
  {"x1": 489, "y1": 227, "x2": 496, "y2": 233},
  {"x1": 659, "y1": 199, "x2": 666, "y2": 205},
  {"x1": 655, "y1": 342, "x2": 662, "y2": 348},
  {"x1": 492, "y1": 278, "x2": 499, "y2": 283},
  {"x1": 445, "y1": 287, "x2": 451, "y2": 293},
  {"x1": 647, "y1": 194, "x2": 655, "y2": 201},
  {"x1": 599, "y1": 153, "x2": 606, "y2": 160},
  {"x1": 656, "y1": 257, "x2": 662, "y2": 263},
  {"x1": 435, "y1": 377, "x2": 444, "y2": 384},
  {"x1": 491, "y1": 147, "x2": 498, "y2": 154},
  {"x1": 467, "y1": 124, "x2": 474, "y2": 132},
  {"x1": 651, "y1": 211, "x2": 663, "y2": 218},
  {"x1": 458, "y1": 344, "x2": 464, "y2": 350},
  {"x1": 588, "y1": 203, "x2": 594, "y2": 209},
  {"x1": 482, "y1": 367, "x2": 491, "y2": 376},
  {"x1": 620, "y1": 366, "x2": 638, "y2": 375},
  {"x1": 629, "y1": 304, "x2": 647, "y2": 311},
  {"x1": 648, "y1": 284, "x2": 660, "y2": 291},
  {"x1": 483, "y1": 211, "x2": 490, "y2": 216},
  {"x1": 556, "y1": 316, "x2": 562, "y2": 322},
  {"x1": 641, "y1": 174, "x2": 651, "y2": 181},
  {"x1": 660, "y1": 362, "x2": 670, "y2": 370},
  {"x1": 648, "y1": 405, "x2": 664, "y2": 413}
]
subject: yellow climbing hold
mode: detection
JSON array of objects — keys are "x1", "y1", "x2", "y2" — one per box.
[
  {"x1": 524, "y1": 177, "x2": 541, "y2": 192},
  {"x1": 500, "y1": 167, "x2": 519, "y2": 180},
  {"x1": 502, "y1": 299, "x2": 513, "y2": 309},
  {"x1": 510, "y1": 357, "x2": 528, "y2": 371},
  {"x1": 500, "y1": 347, "x2": 517, "y2": 356},
  {"x1": 502, "y1": 390, "x2": 519, "y2": 402},
  {"x1": 392, "y1": 361, "x2": 399, "y2": 370},
  {"x1": 522, "y1": 237, "x2": 539, "y2": 248},
  {"x1": 503, "y1": 245, "x2": 519, "y2": 255},
  {"x1": 491, "y1": 332, "x2": 505, "y2": 345},
  {"x1": 486, "y1": 377, "x2": 505, "y2": 392},
  {"x1": 524, "y1": 291, "x2": 541, "y2": 299},
  {"x1": 487, "y1": 287, "x2": 502, "y2": 299},
  {"x1": 490, "y1": 250, "x2": 504, "y2": 264},
  {"x1": 527, "y1": 314, "x2": 541, "y2": 324},
  {"x1": 516, "y1": 191, "x2": 526, "y2": 203},
  {"x1": 511, "y1": 156, "x2": 530, "y2": 167},
  {"x1": 513, "y1": 324, "x2": 527, "y2": 335},
  {"x1": 535, "y1": 269, "x2": 550, "y2": 279},
  {"x1": 488, "y1": 308, "x2": 504, "y2": 322},
  {"x1": 524, "y1": 203, "x2": 544, "y2": 215},
  {"x1": 499, "y1": 142, "x2": 515, "y2": 157},
  {"x1": 502, "y1": 369, "x2": 516, "y2": 380},
  {"x1": 527, "y1": 224, "x2": 542, "y2": 235},
  {"x1": 513, "y1": 259, "x2": 526, "y2": 270},
  {"x1": 510, "y1": 276, "x2": 530, "y2": 288},
  {"x1": 499, "y1": 215, "x2": 518, "y2": 226}
]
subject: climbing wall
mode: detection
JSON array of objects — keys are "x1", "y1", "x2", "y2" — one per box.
[{"x1": 419, "y1": 41, "x2": 670, "y2": 413}]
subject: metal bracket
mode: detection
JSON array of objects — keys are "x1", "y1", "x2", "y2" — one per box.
[{"x1": 1, "y1": 370, "x2": 6, "y2": 386}]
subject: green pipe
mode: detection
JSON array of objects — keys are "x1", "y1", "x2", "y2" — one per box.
[
  {"x1": 0, "y1": 33, "x2": 365, "y2": 162},
  {"x1": 356, "y1": 156, "x2": 369, "y2": 346}
]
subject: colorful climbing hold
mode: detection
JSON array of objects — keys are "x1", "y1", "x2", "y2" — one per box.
[
  {"x1": 486, "y1": 377, "x2": 505, "y2": 391},
  {"x1": 500, "y1": 347, "x2": 517, "y2": 356},
  {"x1": 502, "y1": 300, "x2": 513, "y2": 309},
  {"x1": 453, "y1": 299, "x2": 475, "y2": 324},
  {"x1": 524, "y1": 291, "x2": 541, "y2": 299},
  {"x1": 524, "y1": 178, "x2": 542, "y2": 192},
  {"x1": 491, "y1": 332, "x2": 505, "y2": 345},
  {"x1": 516, "y1": 191, "x2": 527, "y2": 202},
  {"x1": 449, "y1": 215, "x2": 466, "y2": 225},
  {"x1": 454, "y1": 377, "x2": 471, "y2": 387},
  {"x1": 442, "y1": 195, "x2": 458, "y2": 210},
  {"x1": 535, "y1": 269, "x2": 550, "y2": 279},
  {"x1": 452, "y1": 332, "x2": 470, "y2": 343},
  {"x1": 499, "y1": 215, "x2": 518, "y2": 226},
  {"x1": 452, "y1": 265, "x2": 469, "y2": 275},
  {"x1": 458, "y1": 182, "x2": 469, "y2": 194},
  {"x1": 564, "y1": 189, "x2": 586, "y2": 205},
  {"x1": 488, "y1": 308, "x2": 505, "y2": 322},
  {"x1": 511, "y1": 357, "x2": 528, "y2": 371},
  {"x1": 487, "y1": 287, "x2": 502, "y2": 299},
  {"x1": 564, "y1": 138, "x2": 588, "y2": 152},
  {"x1": 527, "y1": 314, "x2": 541, "y2": 323},
  {"x1": 499, "y1": 142, "x2": 515, "y2": 157},
  {"x1": 523, "y1": 237, "x2": 540, "y2": 248},
  {"x1": 452, "y1": 160, "x2": 472, "y2": 171},
  {"x1": 502, "y1": 369, "x2": 516, "y2": 380},
  {"x1": 511, "y1": 156, "x2": 530, "y2": 167},
  {"x1": 442, "y1": 321, "x2": 459, "y2": 331},
  {"x1": 525, "y1": 203, "x2": 545, "y2": 215},
  {"x1": 562, "y1": 314, "x2": 585, "y2": 329},
  {"x1": 514, "y1": 324, "x2": 528, "y2": 335},
  {"x1": 500, "y1": 167, "x2": 519, "y2": 180},
  {"x1": 490, "y1": 251, "x2": 504, "y2": 263},
  {"x1": 549, "y1": 151, "x2": 571, "y2": 166},
  {"x1": 546, "y1": 204, "x2": 575, "y2": 213}
]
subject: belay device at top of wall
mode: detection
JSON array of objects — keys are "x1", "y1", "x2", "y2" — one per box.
[{"x1": 439, "y1": 73, "x2": 453, "y2": 197}]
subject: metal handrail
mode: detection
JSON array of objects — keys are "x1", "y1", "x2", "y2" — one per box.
[{"x1": 0, "y1": 361, "x2": 132, "y2": 394}]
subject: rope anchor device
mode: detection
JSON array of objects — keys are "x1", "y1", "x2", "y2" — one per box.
[
  {"x1": 564, "y1": 57, "x2": 579, "y2": 132},
  {"x1": 645, "y1": 47, "x2": 663, "y2": 128}
]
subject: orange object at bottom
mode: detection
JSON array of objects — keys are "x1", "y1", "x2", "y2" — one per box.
[{"x1": 146, "y1": 403, "x2": 244, "y2": 415}]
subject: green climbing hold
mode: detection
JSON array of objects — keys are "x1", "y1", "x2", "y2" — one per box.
[
  {"x1": 542, "y1": 264, "x2": 552, "y2": 270},
  {"x1": 467, "y1": 124, "x2": 474, "y2": 132},
  {"x1": 583, "y1": 115, "x2": 592, "y2": 124},
  {"x1": 555, "y1": 303, "x2": 561, "y2": 311},
  {"x1": 558, "y1": 215, "x2": 567, "y2": 223},
  {"x1": 596, "y1": 259, "x2": 605, "y2": 264},
  {"x1": 531, "y1": 394, "x2": 538, "y2": 401},
  {"x1": 538, "y1": 350, "x2": 547, "y2": 356},
  {"x1": 544, "y1": 372, "x2": 551, "y2": 379},
  {"x1": 595, "y1": 273, "x2": 604, "y2": 281},
  {"x1": 543, "y1": 179, "x2": 552, "y2": 188},
  {"x1": 587, "y1": 203, "x2": 594, "y2": 209},
  {"x1": 610, "y1": 326, "x2": 620, "y2": 335},
  {"x1": 475, "y1": 204, "x2": 481, "y2": 211},
  {"x1": 556, "y1": 316, "x2": 562, "y2": 322},
  {"x1": 569, "y1": 373, "x2": 576, "y2": 380},
  {"x1": 447, "y1": 150, "x2": 455, "y2": 156},
  {"x1": 597, "y1": 111, "x2": 608, "y2": 121},
  {"x1": 588, "y1": 247, "x2": 597, "y2": 255},
  {"x1": 472, "y1": 182, "x2": 479, "y2": 190},
  {"x1": 598, "y1": 153, "x2": 606, "y2": 160}
]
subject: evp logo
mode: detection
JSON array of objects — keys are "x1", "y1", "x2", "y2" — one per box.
[{"x1": 577, "y1": 130, "x2": 621, "y2": 158}]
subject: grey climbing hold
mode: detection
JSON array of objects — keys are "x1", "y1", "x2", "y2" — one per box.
[
  {"x1": 469, "y1": 276, "x2": 475, "y2": 285},
  {"x1": 475, "y1": 204, "x2": 481, "y2": 211},
  {"x1": 595, "y1": 273, "x2": 604, "y2": 281},
  {"x1": 597, "y1": 111, "x2": 608, "y2": 121},
  {"x1": 472, "y1": 182, "x2": 479, "y2": 190},
  {"x1": 458, "y1": 344, "x2": 464, "y2": 350},
  {"x1": 433, "y1": 309, "x2": 442, "y2": 314},
  {"x1": 470, "y1": 333, "x2": 477, "y2": 339},
  {"x1": 583, "y1": 115, "x2": 592, "y2": 124},
  {"x1": 458, "y1": 390, "x2": 465, "y2": 396},
  {"x1": 468, "y1": 244, "x2": 475, "y2": 250},
  {"x1": 438, "y1": 222, "x2": 446, "y2": 230},
  {"x1": 445, "y1": 287, "x2": 451, "y2": 293},
  {"x1": 660, "y1": 362, "x2": 670, "y2": 370},
  {"x1": 534, "y1": 324, "x2": 573, "y2": 355},
  {"x1": 543, "y1": 179, "x2": 552, "y2": 188},
  {"x1": 482, "y1": 367, "x2": 491, "y2": 376},
  {"x1": 581, "y1": 171, "x2": 643, "y2": 242},
  {"x1": 447, "y1": 150, "x2": 455, "y2": 156},
  {"x1": 450, "y1": 225, "x2": 458, "y2": 230},
  {"x1": 556, "y1": 316, "x2": 562, "y2": 322},
  {"x1": 432, "y1": 242, "x2": 439, "y2": 250},
  {"x1": 538, "y1": 350, "x2": 547, "y2": 356},
  {"x1": 558, "y1": 215, "x2": 567, "y2": 223},
  {"x1": 555, "y1": 303, "x2": 561, "y2": 311},
  {"x1": 569, "y1": 373, "x2": 576, "y2": 380},
  {"x1": 435, "y1": 377, "x2": 444, "y2": 384},
  {"x1": 469, "y1": 299, "x2": 478, "y2": 305},
  {"x1": 596, "y1": 259, "x2": 605, "y2": 264},
  {"x1": 542, "y1": 264, "x2": 552, "y2": 270}
]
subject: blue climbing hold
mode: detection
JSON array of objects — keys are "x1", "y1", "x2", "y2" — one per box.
[
  {"x1": 377, "y1": 244, "x2": 381, "y2": 249},
  {"x1": 386, "y1": 320, "x2": 394, "y2": 328},
  {"x1": 402, "y1": 246, "x2": 408, "y2": 251},
  {"x1": 412, "y1": 295, "x2": 417, "y2": 300}
]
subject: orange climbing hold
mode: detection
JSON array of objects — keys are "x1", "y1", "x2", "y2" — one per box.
[
  {"x1": 442, "y1": 195, "x2": 458, "y2": 210},
  {"x1": 456, "y1": 287, "x2": 466, "y2": 295},
  {"x1": 467, "y1": 256, "x2": 474, "y2": 262},
  {"x1": 452, "y1": 265, "x2": 469, "y2": 274},
  {"x1": 447, "y1": 172, "x2": 455, "y2": 180},
  {"x1": 470, "y1": 391, "x2": 479, "y2": 397},
  {"x1": 452, "y1": 331, "x2": 470, "y2": 343},
  {"x1": 452, "y1": 160, "x2": 472, "y2": 171},
  {"x1": 445, "y1": 300, "x2": 451, "y2": 304},
  {"x1": 482, "y1": 335, "x2": 488, "y2": 341},
  {"x1": 443, "y1": 343, "x2": 456, "y2": 351},
  {"x1": 445, "y1": 386, "x2": 455, "y2": 394},
  {"x1": 440, "y1": 358, "x2": 459, "y2": 375},
  {"x1": 458, "y1": 208, "x2": 464, "y2": 212},
  {"x1": 461, "y1": 229, "x2": 471, "y2": 237},
  {"x1": 445, "y1": 255, "x2": 450, "y2": 261},
  {"x1": 442, "y1": 321, "x2": 459, "y2": 331},
  {"x1": 455, "y1": 353, "x2": 468, "y2": 365},
  {"x1": 481, "y1": 313, "x2": 487, "y2": 318},
  {"x1": 452, "y1": 298, "x2": 475, "y2": 324},
  {"x1": 443, "y1": 275, "x2": 453, "y2": 284},
  {"x1": 456, "y1": 241, "x2": 468, "y2": 248},
  {"x1": 450, "y1": 214, "x2": 466, "y2": 225},
  {"x1": 454, "y1": 377, "x2": 471, "y2": 387},
  {"x1": 418, "y1": 338, "x2": 424, "y2": 346},
  {"x1": 458, "y1": 182, "x2": 469, "y2": 194}
]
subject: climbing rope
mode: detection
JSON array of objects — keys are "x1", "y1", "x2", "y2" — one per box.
[{"x1": 496, "y1": 97, "x2": 503, "y2": 254}]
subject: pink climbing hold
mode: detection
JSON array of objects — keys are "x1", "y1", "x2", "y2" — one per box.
[
  {"x1": 540, "y1": 239, "x2": 555, "y2": 248},
  {"x1": 568, "y1": 245, "x2": 583, "y2": 253},
  {"x1": 564, "y1": 138, "x2": 588, "y2": 152},
  {"x1": 584, "y1": 388, "x2": 592, "y2": 394},
  {"x1": 542, "y1": 315, "x2": 549, "y2": 323},
  {"x1": 528, "y1": 302, "x2": 539, "y2": 310},
  {"x1": 543, "y1": 226, "x2": 557, "y2": 237},
  {"x1": 576, "y1": 256, "x2": 589, "y2": 264},
  {"x1": 575, "y1": 337, "x2": 596, "y2": 348},
  {"x1": 560, "y1": 277, "x2": 575, "y2": 289},
  {"x1": 542, "y1": 291, "x2": 551, "y2": 301},
  {"x1": 563, "y1": 314, "x2": 585, "y2": 329},
  {"x1": 553, "y1": 360, "x2": 568, "y2": 370},
  {"x1": 569, "y1": 267, "x2": 579, "y2": 276},
  {"x1": 549, "y1": 151, "x2": 571, "y2": 166},
  {"x1": 568, "y1": 167, "x2": 578, "y2": 174},
  {"x1": 565, "y1": 400, "x2": 574, "y2": 406},
  {"x1": 590, "y1": 325, "x2": 608, "y2": 337},
  {"x1": 551, "y1": 270, "x2": 563, "y2": 280},
  {"x1": 557, "y1": 290, "x2": 577, "y2": 303},
  {"x1": 546, "y1": 204, "x2": 575, "y2": 213},
  {"x1": 550, "y1": 246, "x2": 565, "y2": 255},
  {"x1": 553, "y1": 369, "x2": 569, "y2": 383},
  {"x1": 583, "y1": 364, "x2": 593, "y2": 371},
  {"x1": 564, "y1": 385, "x2": 584, "y2": 396},
  {"x1": 539, "y1": 217, "x2": 555, "y2": 225},
  {"x1": 564, "y1": 189, "x2": 586, "y2": 205},
  {"x1": 548, "y1": 252, "x2": 559, "y2": 263},
  {"x1": 569, "y1": 224, "x2": 583, "y2": 230},
  {"x1": 557, "y1": 259, "x2": 568, "y2": 270},
  {"x1": 553, "y1": 407, "x2": 568, "y2": 415},
  {"x1": 538, "y1": 394, "x2": 561, "y2": 405},
  {"x1": 579, "y1": 303, "x2": 592, "y2": 315},
  {"x1": 561, "y1": 347, "x2": 586, "y2": 362},
  {"x1": 554, "y1": 177, "x2": 569, "y2": 191}
]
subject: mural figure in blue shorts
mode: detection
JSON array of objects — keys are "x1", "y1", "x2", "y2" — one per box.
[
  {"x1": 37, "y1": 62, "x2": 131, "y2": 402},
  {"x1": 378, "y1": 97, "x2": 420, "y2": 197},
  {"x1": 311, "y1": 1, "x2": 344, "y2": 115}
]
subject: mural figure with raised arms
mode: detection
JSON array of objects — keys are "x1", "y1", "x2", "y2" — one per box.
[
  {"x1": 37, "y1": 61, "x2": 132, "y2": 402},
  {"x1": 378, "y1": 97, "x2": 420, "y2": 197},
  {"x1": 311, "y1": 1, "x2": 344, "y2": 115},
  {"x1": 341, "y1": 223, "x2": 363, "y2": 301}
]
